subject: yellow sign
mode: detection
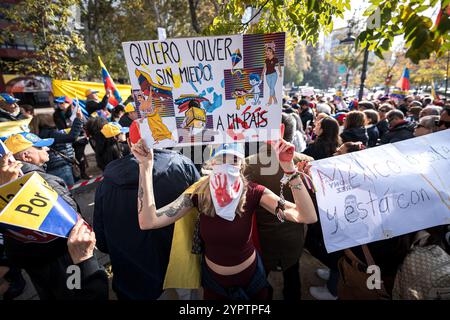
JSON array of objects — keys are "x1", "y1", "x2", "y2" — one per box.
[{"x1": 0, "y1": 172, "x2": 78, "y2": 237}]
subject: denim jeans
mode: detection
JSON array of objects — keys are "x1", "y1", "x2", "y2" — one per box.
[
  {"x1": 266, "y1": 72, "x2": 278, "y2": 97},
  {"x1": 48, "y1": 165, "x2": 74, "y2": 186}
]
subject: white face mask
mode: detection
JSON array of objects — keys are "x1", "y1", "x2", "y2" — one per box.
[{"x1": 209, "y1": 164, "x2": 244, "y2": 221}]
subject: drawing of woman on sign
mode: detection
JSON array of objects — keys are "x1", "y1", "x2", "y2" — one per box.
[{"x1": 261, "y1": 42, "x2": 282, "y2": 106}]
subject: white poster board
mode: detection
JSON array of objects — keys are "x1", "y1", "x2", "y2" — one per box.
[
  {"x1": 122, "y1": 32, "x2": 285, "y2": 148},
  {"x1": 310, "y1": 130, "x2": 450, "y2": 253}
]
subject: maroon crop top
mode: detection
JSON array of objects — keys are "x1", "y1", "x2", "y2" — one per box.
[{"x1": 194, "y1": 181, "x2": 266, "y2": 267}]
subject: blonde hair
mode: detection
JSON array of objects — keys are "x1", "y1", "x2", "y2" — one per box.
[{"x1": 192, "y1": 159, "x2": 248, "y2": 217}]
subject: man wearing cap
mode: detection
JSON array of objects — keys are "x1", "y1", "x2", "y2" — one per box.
[
  {"x1": 0, "y1": 93, "x2": 27, "y2": 123},
  {"x1": 2, "y1": 133, "x2": 108, "y2": 299},
  {"x1": 119, "y1": 102, "x2": 139, "y2": 128},
  {"x1": 85, "y1": 88, "x2": 110, "y2": 115}
]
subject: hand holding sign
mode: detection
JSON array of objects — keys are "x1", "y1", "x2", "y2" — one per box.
[
  {"x1": 67, "y1": 219, "x2": 96, "y2": 264},
  {"x1": 130, "y1": 139, "x2": 154, "y2": 165},
  {"x1": 274, "y1": 139, "x2": 295, "y2": 172},
  {"x1": 0, "y1": 152, "x2": 22, "y2": 185}
]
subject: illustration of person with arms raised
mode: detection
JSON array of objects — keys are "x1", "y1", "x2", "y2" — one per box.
[{"x1": 261, "y1": 42, "x2": 282, "y2": 106}]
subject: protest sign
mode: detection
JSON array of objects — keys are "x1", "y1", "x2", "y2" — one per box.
[
  {"x1": 122, "y1": 32, "x2": 285, "y2": 148},
  {"x1": 310, "y1": 130, "x2": 450, "y2": 253},
  {"x1": 0, "y1": 118, "x2": 31, "y2": 140},
  {"x1": 0, "y1": 172, "x2": 78, "y2": 238}
]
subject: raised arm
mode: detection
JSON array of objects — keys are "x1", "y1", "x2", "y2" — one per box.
[
  {"x1": 259, "y1": 140, "x2": 317, "y2": 224},
  {"x1": 131, "y1": 139, "x2": 193, "y2": 230}
]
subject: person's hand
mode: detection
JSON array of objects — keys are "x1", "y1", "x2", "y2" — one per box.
[
  {"x1": 0, "y1": 266, "x2": 10, "y2": 295},
  {"x1": 140, "y1": 96, "x2": 153, "y2": 112},
  {"x1": 296, "y1": 160, "x2": 312, "y2": 177},
  {"x1": 67, "y1": 219, "x2": 96, "y2": 265},
  {"x1": 76, "y1": 106, "x2": 83, "y2": 120},
  {"x1": 273, "y1": 139, "x2": 295, "y2": 173},
  {"x1": 0, "y1": 153, "x2": 22, "y2": 185},
  {"x1": 130, "y1": 139, "x2": 153, "y2": 165}
]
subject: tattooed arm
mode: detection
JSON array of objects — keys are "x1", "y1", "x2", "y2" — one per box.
[{"x1": 133, "y1": 140, "x2": 194, "y2": 230}]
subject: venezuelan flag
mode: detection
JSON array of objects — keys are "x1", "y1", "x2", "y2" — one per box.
[
  {"x1": 99, "y1": 56, "x2": 122, "y2": 107},
  {"x1": 0, "y1": 172, "x2": 78, "y2": 238},
  {"x1": 0, "y1": 118, "x2": 32, "y2": 140},
  {"x1": 395, "y1": 67, "x2": 410, "y2": 91},
  {"x1": 135, "y1": 69, "x2": 172, "y2": 100}
]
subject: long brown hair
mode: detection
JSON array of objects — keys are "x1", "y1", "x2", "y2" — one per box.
[{"x1": 192, "y1": 159, "x2": 248, "y2": 218}]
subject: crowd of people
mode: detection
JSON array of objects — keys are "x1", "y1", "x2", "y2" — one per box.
[{"x1": 0, "y1": 87, "x2": 449, "y2": 301}]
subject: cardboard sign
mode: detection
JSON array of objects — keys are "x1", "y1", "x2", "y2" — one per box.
[
  {"x1": 122, "y1": 32, "x2": 286, "y2": 148},
  {"x1": 0, "y1": 172, "x2": 78, "y2": 238},
  {"x1": 310, "y1": 130, "x2": 450, "y2": 253}
]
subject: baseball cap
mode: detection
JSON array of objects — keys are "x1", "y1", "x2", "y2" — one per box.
[
  {"x1": 124, "y1": 102, "x2": 136, "y2": 113},
  {"x1": 101, "y1": 122, "x2": 129, "y2": 138},
  {"x1": 54, "y1": 96, "x2": 73, "y2": 104},
  {"x1": 0, "y1": 93, "x2": 19, "y2": 104},
  {"x1": 211, "y1": 143, "x2": 245, "y2": 160},
  {"x1": 4, "y1": 132, "x2": 54, "y2": 154},
  {"x1": 85, "y1": 89, "x2": 99, "y2": 97}
]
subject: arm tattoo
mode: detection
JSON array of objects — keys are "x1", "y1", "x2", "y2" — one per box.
[
  {"x1": 138, "y1": 186, "x2": 144, "y2": 214},
  {"x1": 156, "y1": 194, "x2": 193, "y2": 218}
]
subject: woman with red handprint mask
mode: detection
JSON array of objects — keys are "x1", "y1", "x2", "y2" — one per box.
[{"x1": 131, "y1": 140, "x2": 317, "y2": 300}]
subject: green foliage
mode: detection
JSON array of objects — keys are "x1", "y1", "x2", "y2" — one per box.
[
  {"x1": 358, "y1": 0, "x2": 450, "y2": 64},
  {"x1": 0, "y1": 0, "x2": 87, "y2": 79},
  {"x1": 208, "y1": 0, "x2": 349, "y2": 46}
]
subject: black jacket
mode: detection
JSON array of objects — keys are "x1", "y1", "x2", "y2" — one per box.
[
  {"x1": 86, "y1": 95, "x2": 109, "y2": 115},
  {"x1": 93, "y1": 151, "x2": 200, "y2": 299},
  {"x1": 366, "y1": 125, "x2": 380, "y2": 147},
  {"x1": 39, "y1": 118, "x2": 83, "y2": 171},
  {"x1": 0, "y1": 162, "x2": 108, "y2": 300},
  {"x1": 340, "y1": 127, "x2": 369, "y2": 146},
  {"x1": 0, "y1": 108, "x2": 27, "y2": 122},
  {"x1": 303, "y1": 141, "x2": 335, "y2": 160},
  {"x1": 53, "y1": 108, "x2": 72, "y2": 130},
  {"x1": 377, "y1": 119, "x2": 389, "y2": 139},
  {"x1": 300, "y1": 108, "x2": 314, "y2": 129},
  {"x1": 380, "y1": 120, "x2": 415, "y2": 144},
  {"x1": 118, "y1": 114, "x2": 133, "y2": 127}
]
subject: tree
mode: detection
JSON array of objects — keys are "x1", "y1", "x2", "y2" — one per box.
[
  {"x1": 80, "y1": 0, "x2": 218, "y2": 81},
  {"x1": 0, "y1": 0, "x2": 87, "y2": 79},
  {"x1": 302, "y1": 46, "x2": 325, "y2": 88},
  {"x1": 358, "y1": 0, "x2": 450, "y2": 64},
  {"x1": 208, "y1": 0, "x2": 350, "y2": 45},
  {"x1": 283, "y1": 41, "x2": 308, "y2": 86}
]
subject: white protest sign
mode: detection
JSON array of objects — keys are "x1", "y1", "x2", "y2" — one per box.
[
  {"x1": 301, "y1": 87, "x2": 315, "y2": 97},
  {"x1": 310, "y1": 130, "x2": 450, "y2": 253},
  {"x1": 122, "y1": 32, "x2": 285, "y2": 148}
]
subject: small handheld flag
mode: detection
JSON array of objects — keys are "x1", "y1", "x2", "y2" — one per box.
[
  {"x1": 98, "y1": 56, "x2": 122, "y2": 107},
  {"x1": 0, "y1": 172, "x2": 78, "y2": 238},
  {"x1": 395, "y1": 67, "x2": 410, "y2": 91}
]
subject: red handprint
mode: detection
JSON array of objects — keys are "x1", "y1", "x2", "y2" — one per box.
[{"x1": 210, "y1": 174, "x2": 240, "y2": 207}]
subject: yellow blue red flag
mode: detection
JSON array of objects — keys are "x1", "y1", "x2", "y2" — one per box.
[
  {"x1": 99, "y1": 56, "x2": 122, "y2": 107},
  {"x1": 0, "y1": 172, "x2": 78, "y2": 238}
]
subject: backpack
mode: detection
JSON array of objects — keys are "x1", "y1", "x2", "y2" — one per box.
[{"x1": 393, "y1": 231, "x2": 450, "y2": 300}]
